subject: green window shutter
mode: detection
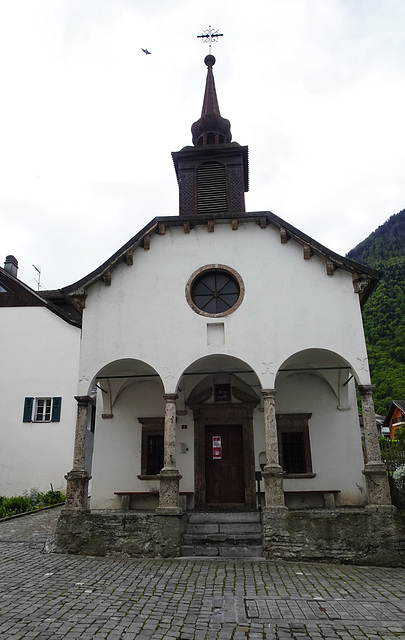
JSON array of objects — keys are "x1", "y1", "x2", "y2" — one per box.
[
  {"x1": 51, "y1": 397, "x2": 62, "y2": 422},
  {"x1": 23, "y1": 397, "x2": 34, "y2": 422}
]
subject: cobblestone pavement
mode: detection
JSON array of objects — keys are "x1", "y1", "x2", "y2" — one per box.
[{"x1": 1, "y1": 508, "x2": 405, "y2": 639}]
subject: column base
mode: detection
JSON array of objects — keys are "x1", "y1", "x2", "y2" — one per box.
[
  {"x1": 262, "y1": 463, "x2": 285, "y2": 508},
  {"x1": 156, "y1": 468, "x2": 183, "y2": 514},
  {"x1": 363, "y1": 462, "x2": 393, "y2": 508},
  {"x1": 63, "y1": 469, "x2": 91, "y2": 512}
]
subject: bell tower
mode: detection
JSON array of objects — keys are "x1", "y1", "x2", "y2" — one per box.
[{"x1": 172, "y1": 55, "x2": 249, "y2": 217}]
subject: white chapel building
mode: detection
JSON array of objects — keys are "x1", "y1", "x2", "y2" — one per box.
[{"x1": 54, "y1": 55, "x2": 395, "y2": 562}]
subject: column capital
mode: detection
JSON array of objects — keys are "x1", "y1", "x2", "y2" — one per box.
[
  {"x1": 358, "y1": 385, "x2": 375, "y2": 395},
  {"x1": 163, "y1": 393, "x2": 178, "y2": 403},
  {"x1": 74, "y1": 395, "x2": 93, "y2": 406},
  {"x1": 261, "y1": 388, "x2": 276, "y2": 399}
]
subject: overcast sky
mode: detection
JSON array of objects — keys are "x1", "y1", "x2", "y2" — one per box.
[{"x1": 1, "y1": 0, "x2": 405, "y2": 290}]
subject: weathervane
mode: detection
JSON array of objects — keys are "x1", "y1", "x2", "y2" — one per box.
[{"x1": 197, "y1": 25, "x2": 223, "y2": 54}]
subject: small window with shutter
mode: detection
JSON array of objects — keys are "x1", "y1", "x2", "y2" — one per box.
[{"x1": 23, "y1": 397, "x2": 62, "y2": 423}]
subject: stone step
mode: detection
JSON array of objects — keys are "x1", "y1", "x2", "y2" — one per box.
[
  {"x1": 181, "y1": 511, "x2": 263, "y2": 558},
  {"x1": 187, "y1": 511, "x2": 261, "y2": 524},
  {"x1": 185, "y1": 522, "x2": 262, "y2": 535},
  {"x1": 183, "y1": 532, "x2": 263, "y2": 545},
  {"x1": 180, "y1": 544, "x2": 264, "y2": 558}
]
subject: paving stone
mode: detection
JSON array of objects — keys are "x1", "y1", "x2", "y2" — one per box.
[{"x1": 1, "y1": 508, "x2": 405, "y2": 639}]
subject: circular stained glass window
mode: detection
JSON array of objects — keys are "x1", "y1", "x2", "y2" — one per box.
[{"x1": 187, "y1": 266, "x2": 244, "y2": 317}]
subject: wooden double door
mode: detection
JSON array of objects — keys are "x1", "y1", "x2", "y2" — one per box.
[{"x1": 205, "y1": 424, "x2": 245, "y2": 504}]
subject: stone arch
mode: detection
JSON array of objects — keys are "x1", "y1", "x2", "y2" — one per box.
[
  {"x1": 92, "y1": 358, "x2": 164, "y2": 417},
  {"x1": 177, "y1": 354, "x2": 261, "y2": 509},
  {"x1": 276, "y1": 348, "x2": 357, "y2": 409},
  {"x1": 177, "y1": 353, "x2": 261, "y2": 407},
  {"x1": 89, "y1": 358, "x2": 166, "y2": 510},
  {"x1": 274, "y1": 348, "x2": 366, "y2": 505}
]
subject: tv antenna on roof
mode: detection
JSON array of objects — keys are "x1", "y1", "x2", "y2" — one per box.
[
  {"x1": 197, "y1": 25, "x2": 223, "y2": 54},
  {"x1": 32, "y1": 264, "x2": 41, "y2": 290}
]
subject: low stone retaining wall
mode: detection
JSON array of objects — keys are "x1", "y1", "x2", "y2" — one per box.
[
  {"x1": 54, "y1": 510, "x2": 184, "y2": 558},
  {"x1": 263, "y1": 507, "x2": 405, "y2": 566},
  {"x1": 55, "y1": 507, "x2": 405, "y2": 565}
]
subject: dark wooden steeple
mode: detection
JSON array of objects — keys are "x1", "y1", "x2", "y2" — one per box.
[{"x1": 172, "y1": 55, "x2": 249, "y2": 217}]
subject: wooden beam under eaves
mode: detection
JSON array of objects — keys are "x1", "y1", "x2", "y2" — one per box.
[
  {"x1": 303, "y1": 244, "x2": 313, "y2": 260},
  {"x1": 280, "y1": 228, "x2": 290, "y2": 244},
  {"x1": 326, "y1": 261, "x2": 336, "y2": 276},
  {"x1": 207, "y1": 220, "x2": 215, "y2": 233},
  {"x1": 183, "y1": 221, "x2": 191, "y2": 234},
  {"x1": 125, "y1": 251, "x2": 133, "y2": 266},
  {"x1": 143, "y1": 235, "x2": 151, "y2": 250},
  {"x1": 102, "y1": 271, "x2": 112, "y2": 286},
  {"x1": 158, "y1": 223, "x2": 166, "y2": 235},
  {"x1": 231, "y1": 219, "x2": 238, "y2": 230}
]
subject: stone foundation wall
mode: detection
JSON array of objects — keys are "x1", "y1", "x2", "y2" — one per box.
[
  {"x1": 55, "y1": 508, "x2": 405, "y2": 566},
  {"x1": 263, "y1": 508, "x2": 405, "y2": 566},
  {"x1": 54, "y1": 510, "x2": 185, "y2": 558}
]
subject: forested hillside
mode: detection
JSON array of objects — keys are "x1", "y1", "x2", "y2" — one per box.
[{"x1": 347, "y1": 209, "x2": 405, "y2": 415}]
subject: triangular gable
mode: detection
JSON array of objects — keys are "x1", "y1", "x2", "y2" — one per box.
[
  {"x1": 383, "y1": 400, "x2": 405, "y2": 427},
  {"x1": 59, "y1": 211, "x2": 380, "y2": 312}
]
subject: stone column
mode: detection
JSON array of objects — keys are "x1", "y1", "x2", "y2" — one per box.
[
  {"x1": 359, "y1": 385, "x2": 394, "y2": 511},
  {"x1": 63, "y1": 396, "x2": 92, "y2": 512},
  {"x1": 156, "y1": 394, "x2": 183, "y2": 515},
  {"x1": 261, "y1": 389, "x2": 286, "y2": 510}
]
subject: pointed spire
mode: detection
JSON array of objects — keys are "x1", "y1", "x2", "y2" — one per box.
[{"x1": 191, "y1": 55, "x2": 232, "y2": 146}]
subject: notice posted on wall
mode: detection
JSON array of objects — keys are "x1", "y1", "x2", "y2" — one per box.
[{"x1": 212, "y1": 435, "x2": 222, "y2": 459}]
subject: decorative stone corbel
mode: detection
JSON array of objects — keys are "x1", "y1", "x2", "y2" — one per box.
[
  {"x1": 158, "y1": 223, "x2": 166, "y2": 235},
  {"x1": 231, "y1": 219, "x2": 238, "y2": 230},
  {"x1": 280, "y1": 228, "x2": 290, "y2": 244},
  {"x1": 326, "y1": 261, "x2": 336, "y2": 276},
  {"x1": 353, "y1": 274, "x2": 372, "y2": 295},
  {"x1": 69, "y1": 292, "x2": 87, "y2": 311},
  {"x1": 143, "y1": 235, "x2": 151, "y2": 250},
  {"x1": 207, "y1": 220, "x2": 215, "y2": 233},
  {"x1": 303, "y1": 244, "x2": 313, "y2": 260},
  {"x1": 183, "y1": 222, "x2": 191, "y2": 234},
  {"x1": 102, "y1": 271, "x2": 111, "y2": 286},
  {"x1": 125, "y1": 251, "x2": 133, "y2": 266}
]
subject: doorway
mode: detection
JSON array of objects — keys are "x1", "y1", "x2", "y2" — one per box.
[
  {"x1": 192, "y1": 404, "x2": 256, "y2": 509},
  {"x1": 205, "y1": 425, "x2": 245, "y2": 504}
]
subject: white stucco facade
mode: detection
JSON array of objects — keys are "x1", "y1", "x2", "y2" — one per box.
[
  {"x1": 75, "y1": 218, "x2": 371, "y2": 510},
  {"x1": 79, "y1": 223, "x2": 370, "y2": 391},
  {"x1": 0, "y1": 305, "x2": 81, "y2": 496}
]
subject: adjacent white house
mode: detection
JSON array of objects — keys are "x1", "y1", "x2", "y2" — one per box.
[
  {"x1": 54, "y1": 55, "x2": 396, "y2": 562},
  {"x1": 0, "y1": 256, "x2": 82, "y2": 497}
]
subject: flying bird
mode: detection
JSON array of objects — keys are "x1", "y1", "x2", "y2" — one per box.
[{"x1": 141, "y1": 48, "x2": 151, "y2": 55}]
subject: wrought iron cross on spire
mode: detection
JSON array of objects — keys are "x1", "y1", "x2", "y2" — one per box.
[{"x1": 197, "y1": 25, "x2": 223, "y2": 54}]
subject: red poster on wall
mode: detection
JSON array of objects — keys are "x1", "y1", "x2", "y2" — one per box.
[{"x1": 212, "y1": 435, "x2": 222, "y2": 459}]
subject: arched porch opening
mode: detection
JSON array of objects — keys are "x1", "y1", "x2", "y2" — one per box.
[
  {"x1": 275, "y1": 348, "x2": 366, "y2": 507},
  {"x1": 179, "y1": 355, "x2": 261, "y2": 510},
  {"x1": 89, "y1": 358, "x2": 165, "y2": 510}
]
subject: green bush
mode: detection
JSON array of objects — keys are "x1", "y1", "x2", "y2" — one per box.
[{"x1": 0, "y1": 488, "x2": 65, "y2": 519}]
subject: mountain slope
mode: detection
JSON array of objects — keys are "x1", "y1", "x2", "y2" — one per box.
[{"x1": 347, "y1": 209, "x2": 405, "y2": 415}]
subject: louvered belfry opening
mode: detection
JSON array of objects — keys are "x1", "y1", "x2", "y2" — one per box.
[{"x1": 196, "y1": 161, "x2": 227, "y2": 214}]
